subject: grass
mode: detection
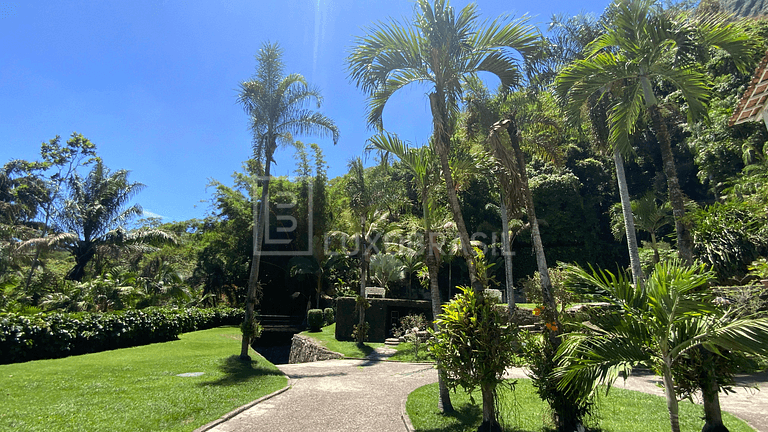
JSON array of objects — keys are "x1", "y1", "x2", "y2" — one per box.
[
  {"x1": 406, "y1": 379, "x2": 755, "y2": 432},
  {"x1": 301, "y1": 324, "x2": 436, "y2": 362},
  {"x1": 0, "y1": 326, "x2": 287, "y2": 432},
  {"x1": 389, "y1": 341, "x2": 435, "y2": 362},
  {"x1": 299, "y1": 323, "x2": 385, "y2": 358}
]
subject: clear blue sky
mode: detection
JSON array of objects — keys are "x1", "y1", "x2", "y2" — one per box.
[{"x1": 0, "y1": 0, "x2": 610, "y2": 223}]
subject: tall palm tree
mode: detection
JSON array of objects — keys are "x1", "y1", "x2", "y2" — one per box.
[
  {"x1": 21, "y1": 160, "x2": 174, "y2": 282},
  {"x1": 348, "y1": 0, "x2": 540, "y2": 293},
  {"x1": 556, "y1": 0, "x2": 754, "y2": 264},
  {"x1": 486, "y1": 92, "x2": 563, "y2": 341},
  {"x1": 367, "y1": 132, "x2": 454, "y2": 412},
  {"x1": 559, "y1": 260, "x2": 768, "y2": 432},
  {"x1": 236, "y1": 42, "x2": 339, "y2": 359}
]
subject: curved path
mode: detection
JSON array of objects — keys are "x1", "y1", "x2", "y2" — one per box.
[
  {"x1": 200, "y1": 357, "x2": 767, "y2": 432},
  {"x1": 201, "y1": 358, "x2": 437, "y2": 432}
]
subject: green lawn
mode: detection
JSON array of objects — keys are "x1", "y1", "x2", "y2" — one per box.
[
  {"x1": 407, "y1": 379, "x2": 755, "y2": 432},
  {"x1": 300, "y1": 324, "x2": 435, "y2": 362},
  {"x1": 0, "y1": 327, "x2": 287, "y2": 432},
  {"x1": 299, "y1": 323, "x2": 385, "y2": 358}
]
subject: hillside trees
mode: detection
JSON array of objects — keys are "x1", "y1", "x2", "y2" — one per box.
[
  {"x1": 557, "y1": 0, "x2": 755, "y2": 264},
  {"x1": 22, "y1": 160, "x2": 175, "y2": 282}
]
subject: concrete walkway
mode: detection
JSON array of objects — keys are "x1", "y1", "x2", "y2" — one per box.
[
  {"x1": 202, "y1": 358, "x2": 437, "y2": 432},
  {"x1": 202, "y1": 356, "x2": 767, "y2": 432}
]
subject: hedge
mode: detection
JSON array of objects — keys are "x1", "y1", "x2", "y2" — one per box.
[{"x1": 0, "y1": 307, "x2": 243, "y2": 365}]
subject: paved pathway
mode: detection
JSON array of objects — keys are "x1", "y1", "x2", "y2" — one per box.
[
  {"x1": 203, "y1": 356, "x2": 437, "y2": 432},
  {"x1": 202, "y1": 355, "x2": 768, "y2": 432}
]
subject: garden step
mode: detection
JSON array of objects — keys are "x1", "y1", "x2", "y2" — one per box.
[{"x1": 384, "y1": 338, "x2": 401, "y2": 346}]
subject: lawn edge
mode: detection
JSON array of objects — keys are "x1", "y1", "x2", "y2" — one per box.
[
  {"x1": 192, "y1": 378, "x2": 292, "y2": 432},
  {"x1": 401, "y1": 395, "x2": 415, "y2": 432}
]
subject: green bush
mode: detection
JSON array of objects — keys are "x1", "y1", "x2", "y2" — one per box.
[
  {"x1": 323, "y1": 307, "x2": 335, "y2": 325},
  {"x1": 0, "y1": 307, "x2": 243, "y2": 364},
  {"x1": 429, "y1": 286, "x2": 518, "y2": 431},
  {"x1": 307, "y1": 309, "x2": 324, "y2": 331},
  {"x1": 483, "y1": 288, "x2": 502, "y2": 304}
]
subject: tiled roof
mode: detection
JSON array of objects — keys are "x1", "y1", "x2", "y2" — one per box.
[{"x1": 729, "y1": 50, "x2": 768, "y2": 126}]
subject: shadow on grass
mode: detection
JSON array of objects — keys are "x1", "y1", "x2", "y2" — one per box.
[
  {"x1": 356, "y1": 342, "x2": 376, "y2": 357},
  {"x1": 198, "y1": 355, "x2": 284, "y2": 387},
  {"x1": 414, "y1": 404, "x2": 483, "y2": 432}
]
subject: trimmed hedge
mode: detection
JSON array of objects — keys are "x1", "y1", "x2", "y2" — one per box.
[
  {"x1": 323, "y1": 307, "x2": 335, "y2": 325},
  {"x1": 307, "y1": 309, "x2": 324, "y2": 332},
  {"x1": 0, "y1": 307, "x2": 243, "y2": 365}
]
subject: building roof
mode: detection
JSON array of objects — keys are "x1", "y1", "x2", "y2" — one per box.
[{"x1": 730, "y1": 50, "x2": 768, "y2": 126}]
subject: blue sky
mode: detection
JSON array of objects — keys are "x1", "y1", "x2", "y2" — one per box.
[{"x1": 0, "y1": 0, "x2": 610, "y2": 223}]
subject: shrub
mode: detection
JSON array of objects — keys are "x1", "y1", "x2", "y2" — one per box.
[
  {"x1": 0, "y1": 307, "x2": 243, "y2": 364},
  {"x1": 351, "y1": 322, "x2": 369, "y2": 342},
  {"x1": 393, "y1": 313, "x2": 428, "y2": 338},
  {"x1": 521, "y1": 263, "x2": 578, "y2": 313},
  {"x1": 323, "y1": 307, "x2": 335, "y2": 325},
  {"x1": 307, "y1": 309, "x2": 324, "y2": 332},
  {"x1": 429, "y1": 286, "x2": 518, "y2": 431},
  {"x1": 483, "y1": 288, "x2": 502, "y2": 304},
  {"x1": 519, "y1": 330, "x2": 595, "y2": 431}
]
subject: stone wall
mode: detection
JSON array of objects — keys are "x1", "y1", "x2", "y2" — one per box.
[{"x1": 288, "y1": 334, "x2": 343, "y2": 364}]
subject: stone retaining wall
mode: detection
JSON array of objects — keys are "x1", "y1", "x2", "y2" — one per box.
[{"x1": 288, "y1": 334, "x2": 344, "y2": 364}]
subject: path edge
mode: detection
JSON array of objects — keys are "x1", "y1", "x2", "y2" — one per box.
[{"x1": 193, "y1": 377, "x2": 295, "y2": 432}]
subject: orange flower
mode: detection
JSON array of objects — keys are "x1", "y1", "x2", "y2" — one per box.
[
  {"x1": 544, "y1": 321, "x2": 559, "y2": 332},
  {"x1": 532, "y1": 306, "x2": 544, "y2": 316}
]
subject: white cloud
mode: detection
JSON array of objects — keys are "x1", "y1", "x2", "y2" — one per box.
[{"x1": 141, "y1": 210, "x2": 167, "y2": 220}]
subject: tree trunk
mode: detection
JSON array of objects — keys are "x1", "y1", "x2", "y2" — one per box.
[
  {"x1": 500, "y1": 200, "x2": 515, "y2": 314},
  {"x1": 614, "y1": 150, "x2": 645, "y2": 286},
  {"x1": 702, "y1": 378, "x2": 728, "y2": 432},
  {"x1": 240, "y1": 161, "x2": 271, "y2": 359},
  {"x1": 357, "y1": 215, "x2": 368, "y2": 343},
  {"x1": 67, "y1": 242, "x2": 94, "y2": 282},
  {"x1": 426, "y1": 225, "x2": 454, "y2": 413},
  {"x1": 662, "y1": 356, "x2": 682, "y2": 432},
  {"x1": 429, "y1": 92, "x2": 482, "y2": 293},
  {"x1": 504, "y1": 119, "x2": 559, "y2": 342},
  {"x1": 641, "y1": 76, "x2": 693, "y2": 264},
  {"x1": 700, "y1": 350, "x2": 729, "y2": 432},
  {"x1": 480, "y1": 382, "x2": 500, "y2": 432}
]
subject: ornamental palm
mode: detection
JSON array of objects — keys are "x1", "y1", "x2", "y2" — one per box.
[
  {"x1": 236, "y1": 42, "x2": 339, "y2": 359},
  {"x1": 558, "y1": 260, "x2": 768, "y2": 432},
  {"x1": 556, "y1": 0, "x2": 754, "y2": 264},
  {"x1": 348, "y1": 0, "x2": 539, "y2": 293}
]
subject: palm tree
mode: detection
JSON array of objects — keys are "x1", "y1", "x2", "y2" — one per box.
[
  {"x1": 21, "y1": 160, "x2": 174, "y2": 282},
  {"x1": 612, "y1": 192, "x2": 673, "y2": 265},
  {"x1": 559, "y1": 260, "x2": 768, "y2": 432},
  {"x1": 367, "y1": 132, "x2": 455, "y2": 412},
  {"x1": 486, "y1": 92, "x2": 563, "y2": 340},
  {"x1": 485, "y1": 202, "x2": 526, "y2": 314},
  {"x1": 236, "y1": 42, "x2": 339, "y2": 359},
  {"x1": 368, "y1": 253, "x2": 406, "y2": 292},
  {"x1": 345, "y1": 157, "x2": 391, "y2": 343},
  {"x1": 556, "y1": 0, "x2": 754, "y2": 264},
  {"x1": 348, "y1": 0, "x2": 540, "y2": 293}
]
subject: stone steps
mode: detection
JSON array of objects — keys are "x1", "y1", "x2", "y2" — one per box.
[{"x1": 384, "y1": 338, "x2": 400, "y2": 346}]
